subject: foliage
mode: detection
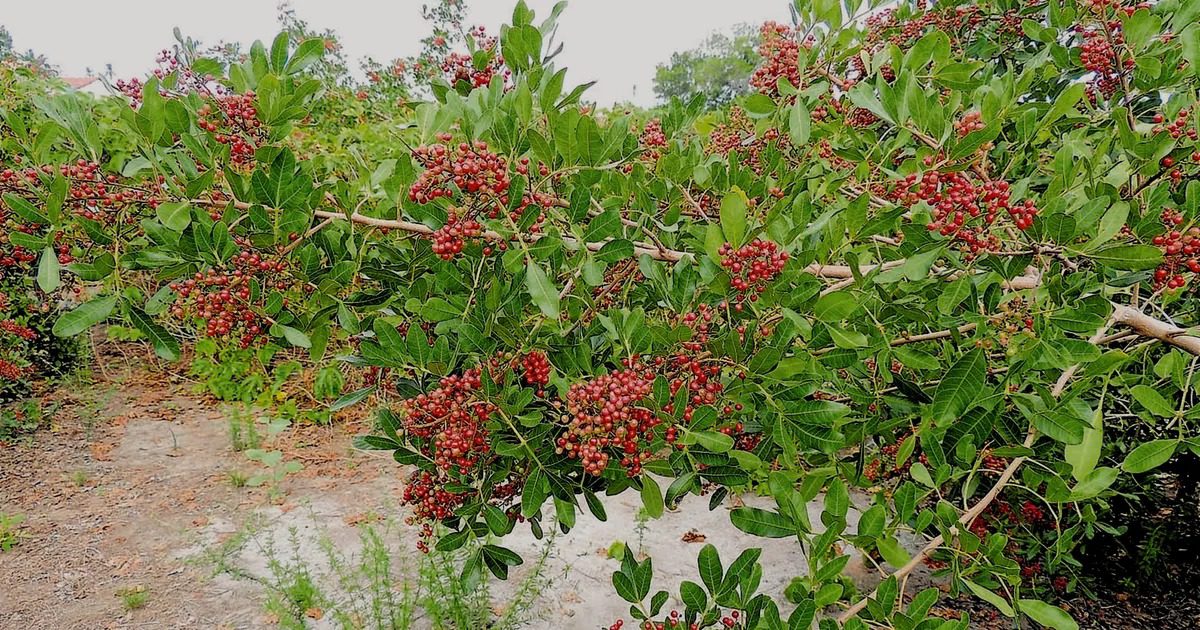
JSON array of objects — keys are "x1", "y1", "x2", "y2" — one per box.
[
  {"x1": 2, "y1": 0, "x2": 1200, "y2": 627},
  {"x1": 0, "y1": 512, "x2": 25, "y2": 551},
  {"x1": 652, "y1": 24, "x2": 759, "y2": 108},
  {"x1": 207, "y1": 520, "x2": 557, "y2": 630}
]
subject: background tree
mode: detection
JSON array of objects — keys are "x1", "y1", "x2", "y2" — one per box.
[{"x1": 652, "y1": 23, "x2": 757, "y2": 108}]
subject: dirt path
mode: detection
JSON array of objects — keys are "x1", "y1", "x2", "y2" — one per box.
[
  {"x1": 1, "y1": 354, "x2": 902, "y2": 630},
  {"x1": 0, "y1": 353, "x2": 397, "y2": 629}
]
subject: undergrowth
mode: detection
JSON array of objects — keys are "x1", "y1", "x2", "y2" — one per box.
[{"x1": 198, "y1": 513, "x2": 560, "y2": 629}]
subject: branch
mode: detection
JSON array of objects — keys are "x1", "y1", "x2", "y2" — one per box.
[
  {"x1": 196, "y1": 198, "x2": 1200, "y2": 355},
  {"x1": 890, "y1": 323, "x2": 978, "y2": 346},
  {"x1": 1112, "y1": 304, "x2": 1200, "y2": 355}
]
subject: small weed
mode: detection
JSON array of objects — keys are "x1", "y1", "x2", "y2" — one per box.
[
  {"x1": 227, "y1": 469, "x2": 250, "y2": 488},
  {"x1": 0, "y1": 399, "x2": 50, "y2": 443},
  {"x1": 0, "y1": 512, "x2": 25, "y2": 551},
  {"x1": 69, "y1": 470, "x2": 90, "y2": 487},
  {"x1": 227, "y1": 407, "x2": 262, "y2": 452},
  {"x1": 199, "y1": 516, "x2": 559, "y2": 630},
  {"x1": 116, "y1": 585, "x2": 149, "y2": 610},
  {"x1": 244, "y1": 449, "x2": 303, "y2": 501}
]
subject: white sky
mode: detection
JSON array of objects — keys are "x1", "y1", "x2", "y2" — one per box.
[{"x1": 3, "y1": 1, "x2": 787, "y2": 105}]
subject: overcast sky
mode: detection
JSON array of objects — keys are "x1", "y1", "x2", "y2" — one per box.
[{"x1": 3, "y1": 1, "x2": 788, "y2": 105}]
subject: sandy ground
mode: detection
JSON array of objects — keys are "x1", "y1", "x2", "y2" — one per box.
[{"x1": 0, "y1": 354, "x2": 925, "y2": 630}]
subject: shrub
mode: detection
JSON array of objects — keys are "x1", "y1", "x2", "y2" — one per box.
[{"x1": 2, "y1": 0, "x2": 1200, "y2": 626}]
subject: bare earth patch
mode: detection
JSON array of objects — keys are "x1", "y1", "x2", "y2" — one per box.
[{"x1": 2, "y1": 352, "x2": 913, "y2": 629}]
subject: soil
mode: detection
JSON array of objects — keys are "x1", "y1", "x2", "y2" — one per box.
[
  {"x1": 5, "y1": 345, "x2": 1196, "y2": 629},
  {"x1": 0, "y1": 346, "x2": 882, "y2": 630}
]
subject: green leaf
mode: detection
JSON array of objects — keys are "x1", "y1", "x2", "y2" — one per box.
[
  {"x1": 964, "y1": 580, "x2": 1014, "y2": 617},
  {"x1": 679, "y1": 580, "x2": 707, "y2": 610},
  {"x1": 584, "y1": 207, "x2": 622, "y2": 242},
  {"x1": 938, "y1": 277, "x2": 972, "y2": 314},
  {"x1": 331, "y1": 386, "x2": 375, "y2": 412},
  {"x1": 284, "y1": 38, "x2": 326, "y2": 75},
  {"x1": 3, "y1": 193, "x2": 50, "y2": 224},
  {"x1": 1064, "y1": 408, "x2": 1103, "y2": 481},
  {"x1": 1038, "y1": 83, "x2": 1085, "y2": 130},
  {"x1": 1122, "y1": 439, "x2": 1177, "y2": 473},
  {"x1": 789, "y1": 101, "x2": 811, "y2": 145},
  {"x1": 828, "y1": 326, "x2": 868, "y2": 348},
  {"x1": 53, "y1": 295, "x2": 117, "y2": 337},
  {"x1": 743, "y1": 93, "x2": 777, "y2": 117},
  {"x1": 894, "y1": 347, "x2": 940, "y2": 370},
  {"x1": 692, "y1": 430, "x2": 734, "y2": 453},
  {"x1": 877, "y1": 536, "x2": 910, "y2": 568},
  {"x1": 813, "y1": 291, "x2": 859, "y2": 322},
  {"x1": 1018, "y1": 600, "x2": 1078, "y2": 630},
  {"x1": 719, "y1": 188, "x2": 748, "y2": 247},
  {"x1": 1130, "y1": 385, "x2": 1175, "y2": 417},
  {"x1": 1069, "y1": 467, "x2": 1118, "y2": 500},
  {"x1": 697, "y1": 544, "x2": 722, "y2": 593},
  {"x1": 641, "y1": 475, "x2": 665, "y2": 519},
  {"x1": 37, "y1": 246, "x2": 60, "y2": 293},
  {"x1": 280, "y1": 325, "x2": 312, "y2": 349},
  {"x1": 128, "y1": 307, "x2": 180, "y2": 361},
  {"x1": 156, "y1": 201, "x2": 192, "y2": 232},
  {"x1": 857, "y1": 505, "x2": 885, "y2": 538},
  {"x1": 1086, "y1": 245, "x2": 1162, "y2": 271},
  {"x1": 931, "y1": 349, "x2": 986, "y2": 423},
  {"x1": 730, "y1": 507, "x2": 795, "y2": 538},
  {"x1": 612, "y1": 571, "x2": 638, "y2": 603},
  {"x1": 1082, "y1": 201, "x2": 1128, "y2": 250},
  {"x1": 1035, "y1": 407, "x2": 1087, "y2": 444},
  {"x1": 525, "y1": 261, "x2": 560, "y2": 319}
]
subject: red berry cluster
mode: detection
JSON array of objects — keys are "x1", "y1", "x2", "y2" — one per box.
[
  {"x1": 558, "y1": 359, "x2": 658, "y2": 476},
  {"x1": 0, "y1": 233, "x2": 37, "y2": 273},
  {"x1": 398, "y1": 369, "x2": 495, "y2": 474},
  {"x1": 513, "y1": 156, "x2": 551, "y2": 179},
  {"x1": 1151, "y1": 208, "x2": 1200, "y2": 290},
  {"x1": 484, "y1": 190, "x2": 556, "y2": 233},
  {"x1": 864, "y1": 438, "x2": 930, "y2": 482},
  {"x1": 430, "y1": 210, "x2": 483, "y2": 260},
  {"x1": 410, "y1": 135, "x2": 511, "y2": 204},
  {"x1": 197, "y1": 92, "x2": 264, "y2": 168},
  {"x1": 0, "y1": 319, "x2": 36, "y2": 341},
  {"x1": 863, "y1": 6, "x2": 988, "y2": 57},
  {"x1": 894, "y1": 169, "x2": 1037, "y2": 257},
  {"x1": 750, "y1": 22, "x2": 808, "y2": 96},
  {"x1": 168, "y1": 244, "x2": 287, "y2": 346},
  {"x1": 394, "y1": 368, "x2": 503, "y2": 548},
  {"x1": 116, "y1": 48, "x2": 224, "y2": 107},
  {"x1": 816, "y1": 139, "x2": 855, "y2": 171},
  {"x1": 612, "y1": 609, "x2": 744, "y2": 630},
  {"x1": 0, "y1": 358, "x2": 24, "y2": 381},
  {"x1": 3, "y1": 160, "x2": 158, "y2": 226},
  {"x1": 707, "y1": 108, "x2": 789, "y2": 175},
  {"x1": 520, "y1": 350, "x2": 551, "y2": 393},
  {"x1": 846, "y1": 107, "x2": 880, "y2": 128},
  {"x1": 1075, "y1": 21, "x2": 1131, "y2": 97},
  {"x1": 718, "y1": 239, "x2": 789, "y2": 304},
  {"x1": 1151, "y1": 108, "x2": 1196, "y2": 140},
  {"x1": 981, "y1": 449, "x2": 1009, "y2": 472},
  {"x1": 955, "y1": 111, "x2": 985, "y2": 137},
  {"x1": 402, "y1": 469, "x2": 469, "y2": 551},
  {"x1": 666, "y1": 353, "x2": 724, "y2": 423},
  {"x1": 1081, "y1": 0, "x2": 1149, "y2": 17},
  {"x1": 441, "y1": 26, "x2": 510, "y2": 89},
  {"x1": 632, "y1": 118, "x2": 669, "y2": 167}
]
